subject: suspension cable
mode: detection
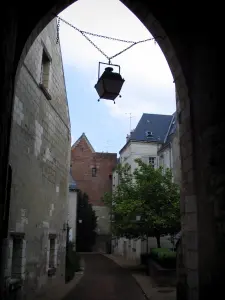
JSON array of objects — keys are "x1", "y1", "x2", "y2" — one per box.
[{"x1": 56, "y1": 15, "x2": 164, "y2": 63}]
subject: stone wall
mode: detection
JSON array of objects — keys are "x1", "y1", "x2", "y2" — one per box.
[{"x1": 5, "y1": 19, "x2": 71, "y2": 299}]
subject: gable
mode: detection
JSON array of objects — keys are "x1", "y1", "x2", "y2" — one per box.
[{"x1": 71, "y1": 133, "x2": 95, "y2": 153}]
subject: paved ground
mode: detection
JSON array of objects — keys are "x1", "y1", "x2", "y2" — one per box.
[
  {"x1": 105, "y1": 254, "x2": 176, "y2": 300},
  {"x1": 62, "y1": 253, "x2": 147, "y2": 300}
]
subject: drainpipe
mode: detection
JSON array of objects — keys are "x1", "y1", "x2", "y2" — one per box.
[{"x1": 169, "y1": 142, "x2": 172, "y2": 169}]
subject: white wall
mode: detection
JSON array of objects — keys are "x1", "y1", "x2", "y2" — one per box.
[
  {"x1": 158, "y1": 135, "x2": 181, "y2": 186},
  {"x1": 112, "y1": 237, "x2": 142, "y2": 262},
  {"x1": 120, "y1": 141, "x2": 160, "y2": 173},
  {"x1": 68, "y1": 190, "x2": 77, "y2": 244},
  {"x1": 159, "y1": 146, "x2": 172, "y2": 170},
  {"x1": 93, "y1": 206, "x2": 110, "y2": 235},
  {"x1": 171, "y1": 130, "x2": 181, "y2": 185},
  {"x1": 112, "y1": 236, "x2": 174, "y2": 261},
  {"x1": 112, "y1": 140, "x2": 179, "y2": 261}
]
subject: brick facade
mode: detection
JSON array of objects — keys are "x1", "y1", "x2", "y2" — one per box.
[
  {"x1": 71, "y1": 133, "x2": 117, "y2": 249},
  {"x1": 71, "y1": 134, "x2": 117, "y2": 207}
]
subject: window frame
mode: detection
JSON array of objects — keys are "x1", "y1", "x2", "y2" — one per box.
[
  {"x1": 47, "y1": 233, "x2": 57, "y2": 276},
  {"x1": 39, "y1": 45, "x2": 52, "y2": 100},
  {"x1": 148, "y1": 156, "x2": 156, "y2": 168},
  {"x1": 92, "y1": 167, "x2": 97, "y2": 177},
  {"x1": 8, "y1": 232, "x2": 26, "y2": 280},
  {"x1": 146, "y1": 131, "x2": 153, "y2": 138}
]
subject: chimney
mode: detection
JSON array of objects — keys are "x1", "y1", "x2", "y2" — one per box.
[{"x1": 126, "y1": 134, "x2": 130, "y2": 142}]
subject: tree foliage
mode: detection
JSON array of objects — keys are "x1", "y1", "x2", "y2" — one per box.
[
  {"x1": 76, "y1": 191, "x2": 97, "y2": 252},
  {"x1": 103, "y1": 159, "x2": 180, "y2": 247}
]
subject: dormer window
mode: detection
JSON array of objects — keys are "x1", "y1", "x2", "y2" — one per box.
[{"x1": 146, "y1": 131, "x2": 153, "y2": 138}]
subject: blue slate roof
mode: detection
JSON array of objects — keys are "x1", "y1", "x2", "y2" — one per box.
[
  {"x1": 69, "y1": 170, "x2": 77, "y2": 191},
  {"x1": 130, "y1": 113, "x2": 173, "y2": 144}
]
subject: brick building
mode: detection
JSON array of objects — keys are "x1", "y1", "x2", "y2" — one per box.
[{"x1": 71, "y1": 133, "x2": 117, "y2": 251}]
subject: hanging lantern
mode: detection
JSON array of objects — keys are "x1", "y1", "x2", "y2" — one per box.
[{"x1": 94, "y1": 62, "x2": 125, "y2": 104}]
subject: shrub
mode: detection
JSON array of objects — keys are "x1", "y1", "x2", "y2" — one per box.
[
  {"x1": 149, "y1": 248, "x2": 176, "y2": 269},
  {"x1": 65, "y1": 242, "x2": 81, "y2": 283}
]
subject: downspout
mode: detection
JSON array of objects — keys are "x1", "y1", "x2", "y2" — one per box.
[{"x1": 170, "y1": 142, "x2": 172, "y2": 169}]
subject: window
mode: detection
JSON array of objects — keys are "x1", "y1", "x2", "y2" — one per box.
[
  {"x1": 9, "y1": 233, "x2": 26, "y2": 279},
  {"x1": 49, "y1": 238, "x2": 55, "y2": 268},
  {"x1": 47, "y1": 233, "x2": 57, "y2": 276},
  {"x1": 49, "y1": 235, "x2": 57, "y2": 268},
  {"x1": 149, "y1": 157, "x2": 156, "y2": 168},
  {"x1": 146, "y1": 131, "x2": 153, "y2": 138},
  {"x1": 109, "y1": 174, "x2": 112, "y2": 180},
  {"x1": 92, "y1": 167, "x2": 97, "y2": 177},
  {"x1": 40, "y1": 48, "x2": 51, "y2": 100},
  {"x1": 41, "y1": 50, "x2": 50, "y2": 89}
]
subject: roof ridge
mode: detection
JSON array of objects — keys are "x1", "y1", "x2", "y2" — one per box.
[
  {"x1": 71, "y1": 132, "x2": 95, "y2": 152},
  {"x1": 164, "y1": 114, "x2": 175, "y2": 143},
  {"x1": 143, "y1": 112, "x2": 173, "y2": 117}
]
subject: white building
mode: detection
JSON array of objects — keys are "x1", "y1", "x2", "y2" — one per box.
[
  {"x1": 112, "y1": 112, "x2": 181, "y2": 259},
  {"x1": 158, "y1": 112, "x2": 181, "y2": 185},
  {"x1": 68, "y1": 170, "x2": 78, "y2": 248}
]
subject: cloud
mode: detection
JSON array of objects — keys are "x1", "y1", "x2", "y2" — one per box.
[{"x1": 59, "y1": 0, "x2": 175, "y2": 128}]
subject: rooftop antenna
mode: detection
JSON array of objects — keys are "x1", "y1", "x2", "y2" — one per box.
[{"x1": 125, "y1": 112, "x2": 135, "y2": 133}]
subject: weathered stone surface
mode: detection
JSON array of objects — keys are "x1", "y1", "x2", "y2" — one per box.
[{"x1": 6, "y1": 19, "x2": 70, "y2": 299}]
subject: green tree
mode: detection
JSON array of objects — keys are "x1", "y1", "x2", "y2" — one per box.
[
  {"x1": 134, "y1": 159, "x2": 180, "y2": 247},
  {"x1": 104, "y1": 163, "x2": 140, "y2": 238},
  {"x1": 103, "y1": 159, "x2": 180, "y2": 248},
  {"x1": 76, "y1": 191, "x2": 97, "y2": 252}
]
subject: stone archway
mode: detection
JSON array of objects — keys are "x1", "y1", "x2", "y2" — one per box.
[{"x1": 1, "y1": 1, "x2": 224, "y2": 300}]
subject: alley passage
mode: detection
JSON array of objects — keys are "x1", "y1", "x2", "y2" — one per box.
[{"x1": 63, "y1": 254, "x2": 147, "y2": 300}]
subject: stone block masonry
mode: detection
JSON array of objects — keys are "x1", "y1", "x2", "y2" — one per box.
[{"x1": 6, "y1": 18, "x2": 71, "y2": 300}]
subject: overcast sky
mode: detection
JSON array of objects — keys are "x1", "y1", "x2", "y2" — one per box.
[{"x1": 59, "y1": 0, "x2": 175, "y2": 154}]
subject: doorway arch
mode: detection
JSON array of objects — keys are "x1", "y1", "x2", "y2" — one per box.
[{"x1": 1, "y1": 1, "x2": 224, "y2": 300}]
